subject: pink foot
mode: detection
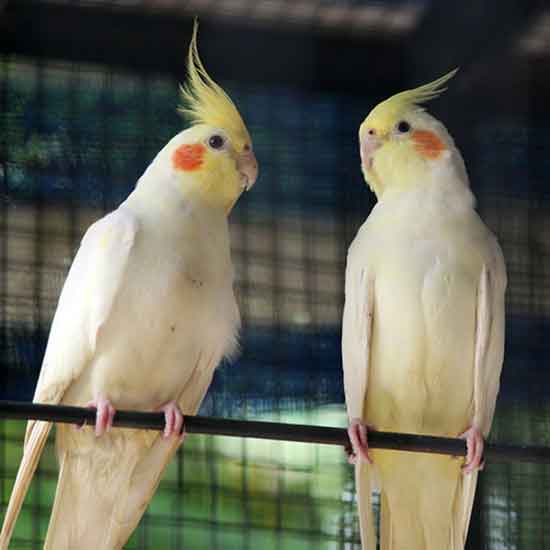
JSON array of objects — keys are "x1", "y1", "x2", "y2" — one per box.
[
  {"x1": 157, "y1": 401, "x2": 185, "y2": 440},
  {"x1": 85, "y1": 397, "x2": 116, "y2": 437},
  {"x1": 346, "y1": 418, "x2": 372, "y2": 465},
  {"x1": 460, "y1": 426, "x2": 485, "y2": 474}
]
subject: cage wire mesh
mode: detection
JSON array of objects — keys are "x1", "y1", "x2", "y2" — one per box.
[{"x1": 1, "y1": 1, "x2": 550, "y2": 549}]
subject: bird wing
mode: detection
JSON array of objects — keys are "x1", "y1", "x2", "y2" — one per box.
[
  {"x1": 341, "y1": 243, "x2": 376, "y2": 547},
  {"x1": 31, "y1": 208, "x2": 139, "y2": 412},
  {"x1": 342, "y1": 252, "x2": 374, "y2": 422},
  {"x1": 459, "y1": 237, "x2": 506, "y2": 542},
  {"x1": 0, "y1": 208, "x2": 138, "y2": 548},
  {"x1": 474, "y1": 239, "x2": 507, "y2": 438}
]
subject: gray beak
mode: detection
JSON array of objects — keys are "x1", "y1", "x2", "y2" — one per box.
[{"x1": 237, "y1": 149, "x2": 258, "y2": 190}]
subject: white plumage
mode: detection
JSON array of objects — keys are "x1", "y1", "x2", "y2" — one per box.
[
  {"x1": 0, "y1": 25, "x2": 258, "y2": 547},
  {"x1": 343, "y1": 73, "x2": 506, "y2": 549}
]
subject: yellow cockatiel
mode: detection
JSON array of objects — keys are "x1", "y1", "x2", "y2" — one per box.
[
  {"x1": 342, "y1": 71, "x2": 506, "y2": 549},
  {"x1": 0, "y1": 23, "x2": 258, "y2": 549}
]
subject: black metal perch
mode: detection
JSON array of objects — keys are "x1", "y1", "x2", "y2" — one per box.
[{"x1": 0, "y1": 400, "x2": 548, "y2": 464}]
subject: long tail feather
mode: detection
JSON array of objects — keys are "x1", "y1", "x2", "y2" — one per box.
[
  {"x1": 0, "y1": 421, "x2": 52, "y2": 549},
  {"x1": 356, "y1": 461, "x2": 376, "y2": 549},
  {"x1": 375, "y1": 452, "x2": 469, "y2": 550}
]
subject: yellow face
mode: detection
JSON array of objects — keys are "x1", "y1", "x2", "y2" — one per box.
[
  {"x1": 358, "y1": 110, "x2": 449, "y2": 198},
  {"x1": 170, "y1": 124, "x2": 258, "y2": 213},
  {"x1": 172, "y1": 21, "x2": 258, "y2": 214},
  {"x1": 357, "y1": 69, "x2": 459, "y2": 199}
]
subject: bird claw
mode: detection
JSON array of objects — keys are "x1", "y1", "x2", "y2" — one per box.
[
  {"x1": 347, "y1": 419, "x2": 373, "y2": 465},
  {"x1": 460, "y1": 426, "x2": 484, "y2": 474},
  {"x1": 80, "y1": 397, "x2": 116, "y2": 437},
  {"x1": 345, "y1": 443, "x2": 357, "y2": 465},
  {"x1": 157, "y1": 401, "x2": 185, "y2": 440}
]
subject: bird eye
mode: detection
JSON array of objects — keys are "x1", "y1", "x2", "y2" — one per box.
[
  {"x1": 208, "y1": 134, "x2": 226, "y2": 150},
  {"x1": 397, "y1": 120, "x2": 411, "y2": 133}
]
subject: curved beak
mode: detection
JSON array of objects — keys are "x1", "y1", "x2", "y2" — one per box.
[
  {"x1": 237, "y1": 149, "x2": 258, "y2": 191},
  {"x1": 359, "y1": 134, "x2": 382, "y2": 171}
]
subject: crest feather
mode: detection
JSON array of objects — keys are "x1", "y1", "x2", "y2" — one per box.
[
  {"x1": 178, "y1": 21, "x2": 250, "y2": 149},
  {"x1": 364, "y1": 68, "x2": 458, "y2": 129},
  {"x1": 387, "y1": 68, "x2": 458, "y2": 109}
]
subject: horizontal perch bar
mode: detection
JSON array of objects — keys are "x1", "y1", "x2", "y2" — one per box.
[{"x1": 0, "y1": 400, "x2": 548, "y2": 464}]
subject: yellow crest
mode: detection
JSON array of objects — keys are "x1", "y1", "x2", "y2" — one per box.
[
  {"x1": 178, "y1": 21, "x2": 251, "y2": 150},
  {"x1": 364, "y1": 68, "x2": 458, "y2": 129}
]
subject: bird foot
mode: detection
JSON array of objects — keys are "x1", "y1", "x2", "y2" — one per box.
[
  {"x1": 156, "y1": 400, "x2": 185, "y2": 440},
  {"x1": 346, "y1": 418, "x2": 373, "y2": 465},
  {"x1": 460, "y1": 426, "x2": 485, "y2": 474},
  {"x1": 82, "y1": 397, "x2": 116, "y2": 437}
]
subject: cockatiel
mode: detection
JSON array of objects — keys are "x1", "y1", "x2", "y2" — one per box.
[
  {"x1": 0, "y1": 23, "x2": 257, "y2": 549},
  {"x1": 342, "y1": 70, "x2": 506, "y2": 549}
]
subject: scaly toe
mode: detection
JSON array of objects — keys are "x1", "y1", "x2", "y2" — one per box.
[
  {"x1": 86, "y1": 397, "x2": 116, "y2": 437},
  {"x1": 460, "y1": 426, "x2": 484, "y2": 474},
  {"x1": 157, "y1": 401, "x2": 185, "y2": 439}
]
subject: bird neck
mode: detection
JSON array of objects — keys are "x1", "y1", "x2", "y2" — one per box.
[
  {"x1": 369, "y1": 145, "x2": 470, "y2": 203},
  {"x1": 370, "y1": 168, "x2": 476, "y2": 225}
]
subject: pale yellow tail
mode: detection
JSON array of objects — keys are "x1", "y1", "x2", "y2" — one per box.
[
  {"x1": 358, "y1": 451, "x2": 477, "y2": 550},
  {"x1": 43, "y1": 425, "x2": 181, "y2": 550},
  {"x1": 0, "y1": 421, "x2": 52, "y2": 550},
  {"x1": 355, "y1": 461, "x2": 376, "y2": 548}
]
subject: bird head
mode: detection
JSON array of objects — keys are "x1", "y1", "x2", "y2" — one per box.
[
  {"x1": 358, "y1": 69, "x2": 465, "y2": 199},
  {"x1": 160, "y1": 22, "x2": 258, "y2": 214}
]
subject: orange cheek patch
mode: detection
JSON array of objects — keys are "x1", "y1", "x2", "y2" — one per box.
[
  {"x1": 412, "y1": 130, "x2": 446, "y2": 160},
  {"x1": 172, "y1": 144, "x2": 205, "y2": 171}
]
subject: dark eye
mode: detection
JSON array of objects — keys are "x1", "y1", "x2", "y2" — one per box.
[
  {"x1": 208, "y1": 134, "x2": 226, "y2": 150},
  {"x1": 397, "y1": 120, "x2": 411, "y2": 133}
]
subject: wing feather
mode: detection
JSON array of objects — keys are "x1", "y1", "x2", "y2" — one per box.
[
  {"x1": 342, "y1": 254, "x2": 374, "y2": 421},
  {"x1": 0, "y1": 207, "x2": 138, "y2": 549},
  {"x1": 32, "y1": 208, "x2": 138, "y2": 409},
  {"x1": 458, "y1": 236, "x2": 506, "y2": 543},
  {"x1": 342, "y1": 244, "x2": 376, "y2": 548},
  {"x1": 473, "y1": 238, "x2": 507, "y2": 437}
]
